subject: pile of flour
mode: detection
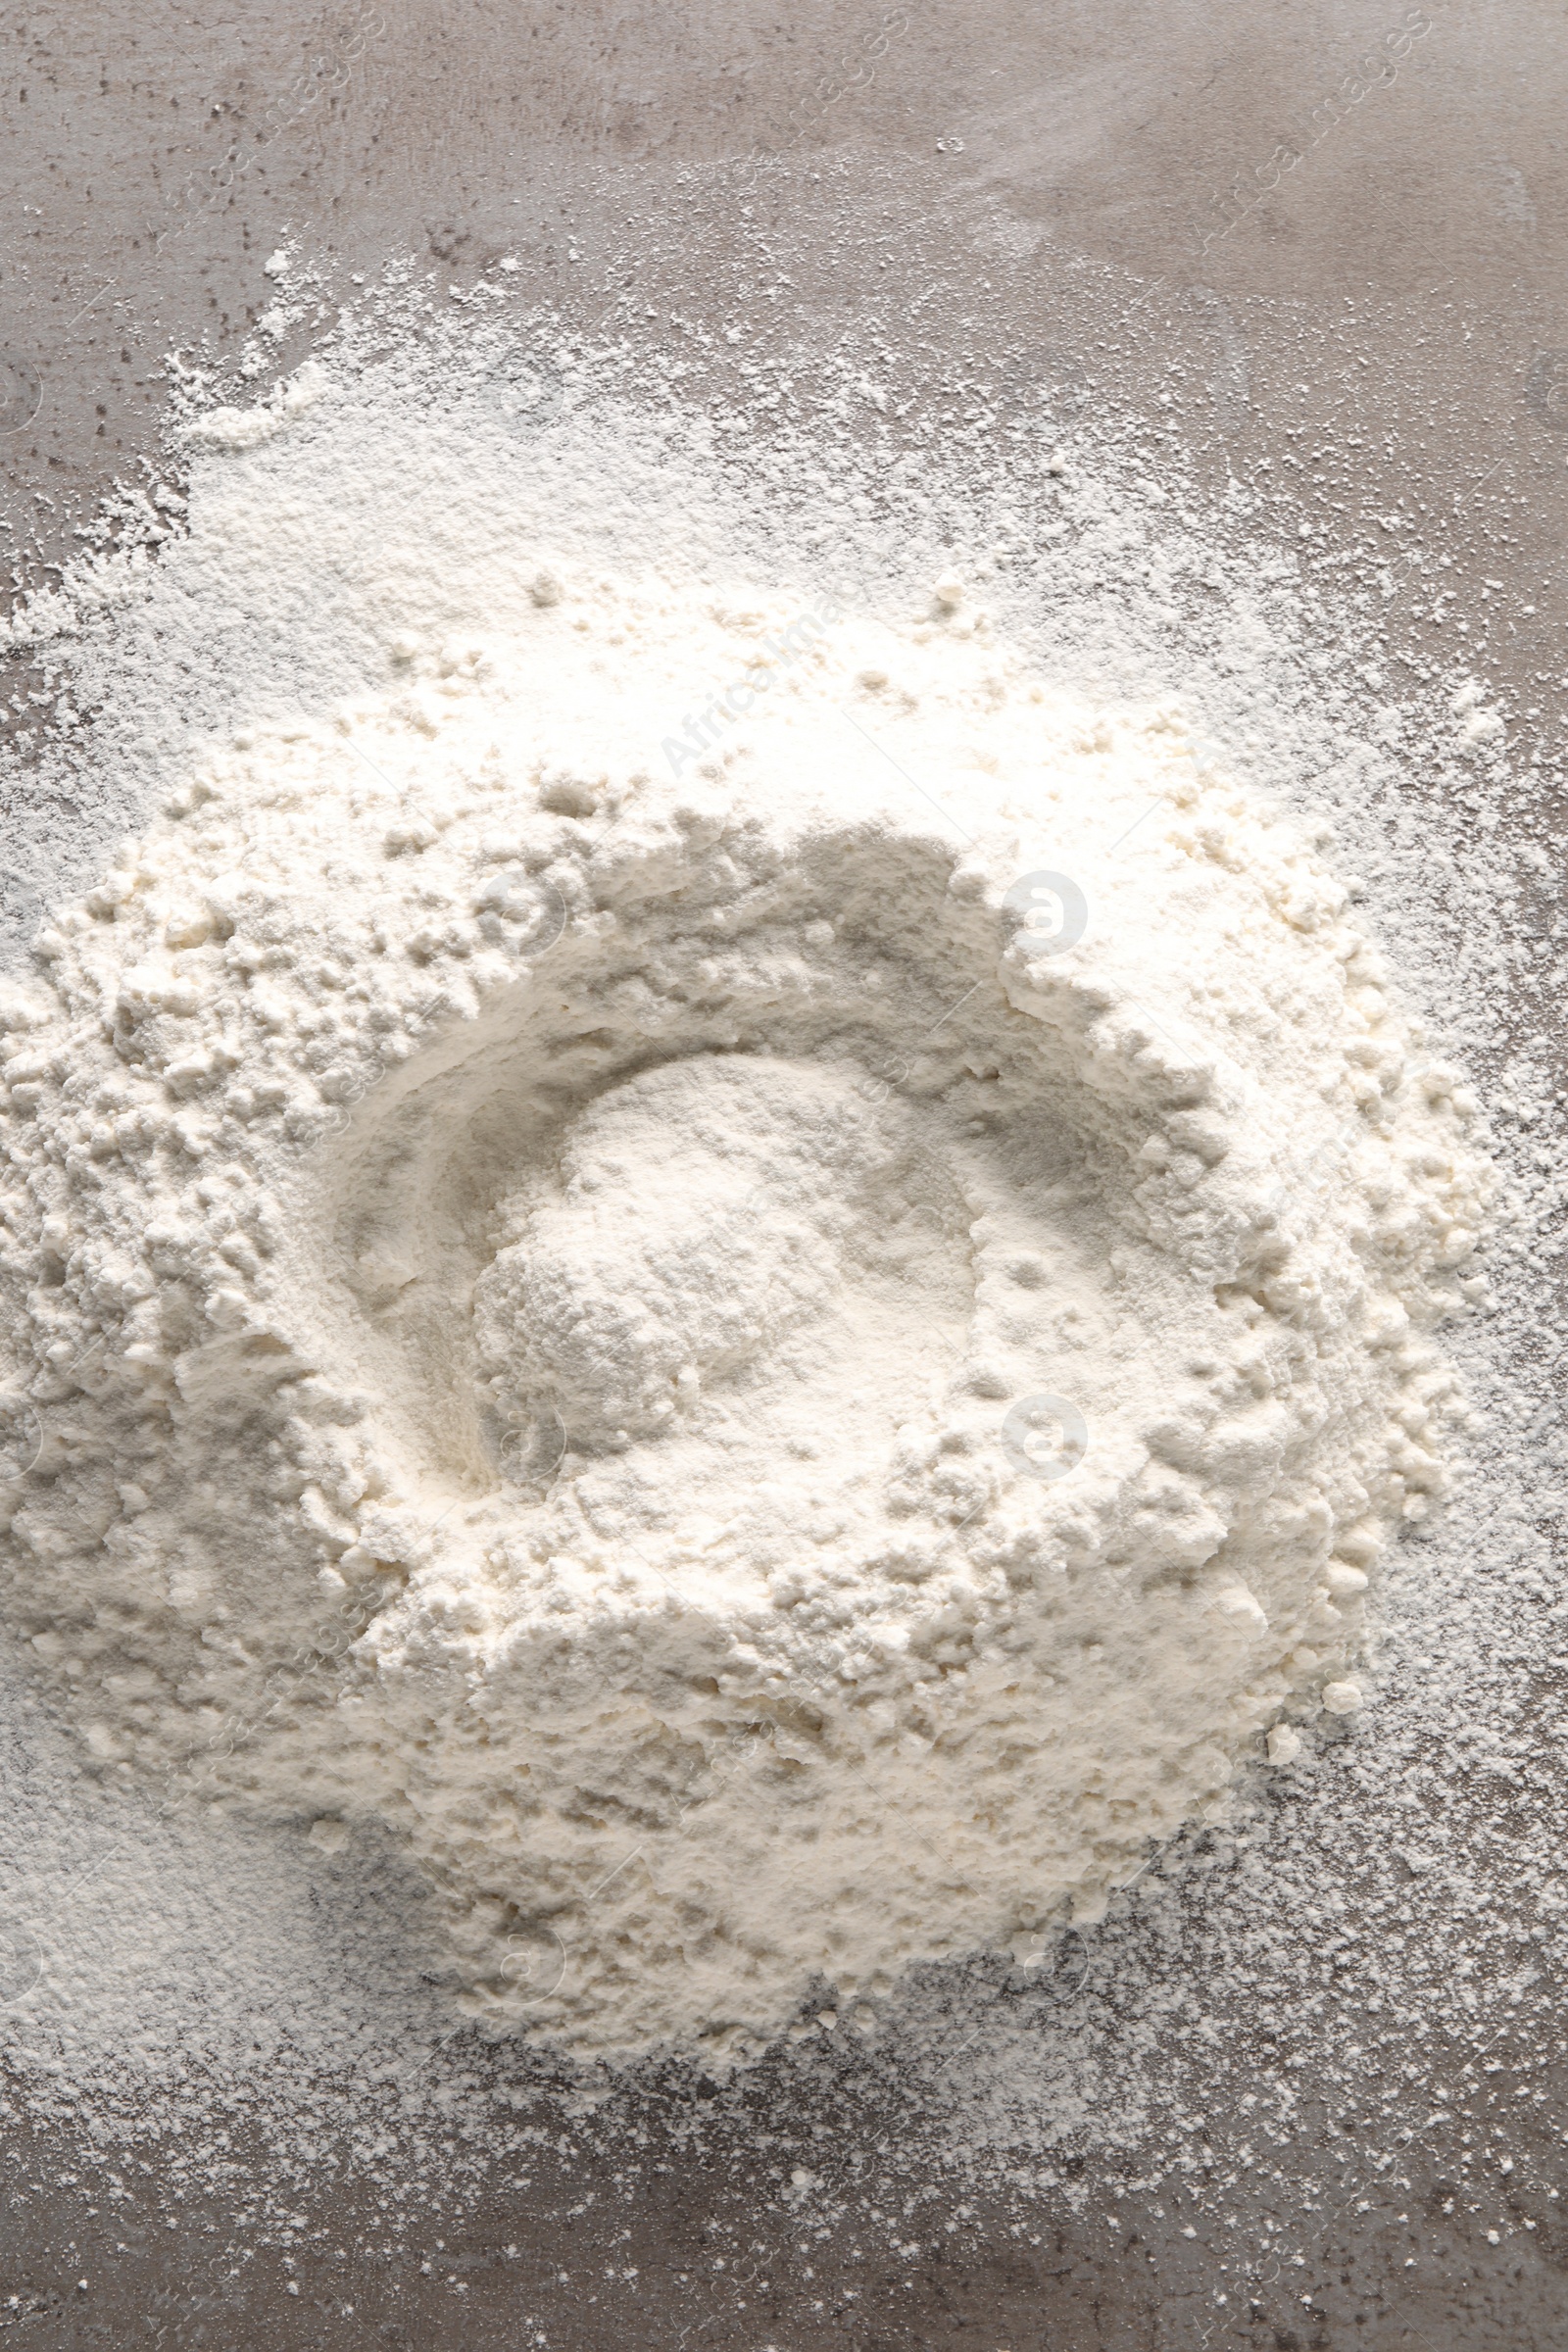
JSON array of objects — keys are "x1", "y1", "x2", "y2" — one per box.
[{"x1": 0, "y1": 535, "x2": 1490, "y2": 2064}]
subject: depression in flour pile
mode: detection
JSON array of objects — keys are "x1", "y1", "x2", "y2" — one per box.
[{"x1": 0, "y1": 373, "x2": 1490, "y2": 2069}]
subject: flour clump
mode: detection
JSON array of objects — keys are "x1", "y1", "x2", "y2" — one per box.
[{"x1": 0, "y1": 578, "x2": 1490, "y2": 2064}]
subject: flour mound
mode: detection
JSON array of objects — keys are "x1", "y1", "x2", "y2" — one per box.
[
  {"x1": 475, "y1": 1057, "x2": 912, "y2": 1450},
  {"x1": 0, "y1": 582, "x2": 1490, "y2": 2063}
]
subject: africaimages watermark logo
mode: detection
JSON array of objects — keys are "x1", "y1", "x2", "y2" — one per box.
[{"x1": 662, "y1": 588, "x2": 851, "y2": 776}]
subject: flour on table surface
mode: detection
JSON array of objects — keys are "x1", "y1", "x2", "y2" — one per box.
[
  {"x1": 0, "y1": 276, "x2": 1558, "y2": 2236},
  {"x1": 0, "y1": 548, "x2": 1489, "y2": 2064}
]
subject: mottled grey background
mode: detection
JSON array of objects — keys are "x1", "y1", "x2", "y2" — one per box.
[{"x1": 2, "y1": 3, "x2": 1567, "y2": 2345}]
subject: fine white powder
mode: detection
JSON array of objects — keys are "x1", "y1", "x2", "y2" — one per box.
[
  {"x1": 0, "y1": 503, "x2": 1491, "y2": 2062},
  {"x1": 5, "y1": 258, "x2": 1568, "y2": 2296}
]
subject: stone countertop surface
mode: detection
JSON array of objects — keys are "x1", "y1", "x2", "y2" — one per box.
[{"x1": 2, "y1": 4, "x2": 1567, "y2": 2345}]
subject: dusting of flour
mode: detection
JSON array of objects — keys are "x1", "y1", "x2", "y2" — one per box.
[{"x1": 0, "y1": 547, "x2": 1490, "y2": 2062}]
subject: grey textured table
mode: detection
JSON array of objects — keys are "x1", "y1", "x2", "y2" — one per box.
[{"x1": 3, "y1": 4, "x2": 1567, "y2": 2345}]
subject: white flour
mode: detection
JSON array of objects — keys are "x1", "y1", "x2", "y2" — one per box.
[
  {"x1": 0, "y1": 435, "x2": 1490, "y2": 2062},
  {"x1": 9, "y1": 268, "x2": 1568, "y2": 2315}
]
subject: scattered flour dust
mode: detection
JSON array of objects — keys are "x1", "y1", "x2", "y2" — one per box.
[{"x1": 0, "y1": 462, "x2": 1492, "y2": 2064}]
